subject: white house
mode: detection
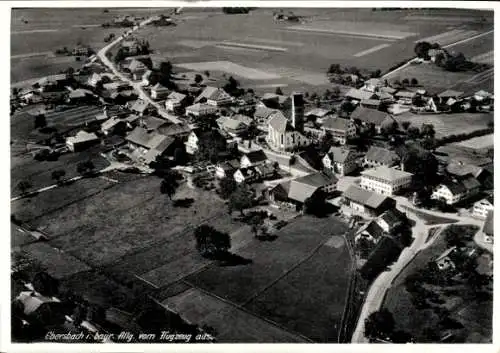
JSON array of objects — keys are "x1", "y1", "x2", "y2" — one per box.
[
  {"x1": 360, "y1": 166, "x2": 413, "y2": 196},
  {"x1": 185, "y1": 103, "x2": 218, "y2": 117},
  {"x1": 321, "y1": 116, "x2": 357, "y2": 145},
  {"x1": 215, "y1": 159, "x2": 240, "y2": 179},
  {"x1": 150, "y1": 83, "x2": 169, "y2": 100},
  {"x1": 185, "y1": 131, "x2": 199, "y2": 154},
  {"x1": 165, "y1": 92, "x2": 188, "y2": 112},
  {"x1": 361, "y1": 78, "x2": 384, "y2": 93},
  {"x1": 240, "y1": 150, "x2": 268, "y2": 168},
  {"x1": 66, "y1": 131, "x2": 99, "y2": 152},
  {"x1": 234, "y1": 166, "x2": 259, "y2": 184},
  {"x1": 322, "y1": 147, "x2": 358, "y2": 176},
  {"x1": 195, "y1": 86, "x2": 233, "y2": 106},
  {"x1": 472, "y1": 196, "x2": 494, "y2": 219},
  {"x1": 431, "y1": 177, "x2": 481, "y2": 205}
]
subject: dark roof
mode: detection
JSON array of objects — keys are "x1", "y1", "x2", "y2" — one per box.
[
  {"x1": 365, "y1": 146, "x2": 400, "y2": 166},
  {"x1": 483, "y1": 210, "x2": 493, "y2": 236},
  {"x1": 125, "y1": 127, "x2": 151, "y2": 147},
  {"x1": 327, "y1": 147, "x2": 356, "y2": 163},
  {"x1": 345, "y1": 88, "x2": 375, "y2": 101},
  {"x1": 350, "y1": 106, "x2": 394, "y2": 126},
  {"x1": 379, "y1": 208, "x2": 406, "y2": 228},
  {"x1": 142, "y1": 115, "x2": 168, "y2": 130},
  {"x1": 244, "y1": 150, "x2": 268, "y2": 164},
  {"x1": 294, "y1": 172, "x2": 337, "y2": 188},
  {"x1": 254, "y1": 106, "x2": 279, "y2": 120},
  {"x1": 344, "y1": 185, "x2": 391, "y2": 209},
  {"x1": 358, "y1": 220, "x2": 386, "y2": 240},
  {"x1": 438, "y1": 89, "x2": 464, "y2": 98},
  {"x1": 157, "y1": 123, "x2": 192, "y2": 136},
  {"x1": 322, "y1": 116, "x2": 351, "y2": 132},
  {"x1": 237, "y1": 166, "x2": 259, "y2": 178}
]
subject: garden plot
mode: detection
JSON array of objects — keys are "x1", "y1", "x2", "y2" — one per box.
[
  {"x1": 287, "y1": 21, "x2": 418, "y2": 40},
  {"x1": 175, "y1": 61, "x2": 281, "y2": 80}
]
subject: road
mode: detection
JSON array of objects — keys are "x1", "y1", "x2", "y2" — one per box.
[
  {"x1": 96, "y1": 18, "x2": 182, "y2": 124},
  {"x1": 351, "y1": 195, "x2": 487, "y2": 343}
]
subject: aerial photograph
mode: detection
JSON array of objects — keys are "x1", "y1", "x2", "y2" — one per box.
[{"x1": 10, "y1": 6, "x2": 493, "y2": 344}]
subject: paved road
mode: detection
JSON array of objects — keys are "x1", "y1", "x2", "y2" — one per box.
[
  {"x1": 351, "y1": 195, "x2": 486, "y2": 343},
  {"x1": 96, "y1": 18, "x2": 182, "y2": 124}
]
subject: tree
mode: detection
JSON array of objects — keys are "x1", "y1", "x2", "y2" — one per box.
[
  {"x1": 114, "y1": 48, "x2": 127, "y2": 63},
  {"x1": 249, "y1": 213, "x2": 265, "y2": 238},
  {"x1": 204, "y1": 70, "x2": 210, "y2": 78},
  {"x1": 32, "y1": 271, "x2": 59, "y2": 297},
  {"x1": 401, "y1": 121, "x2": 411, "y2": 131},
  {"x1": 303, "y1": 189, "x2": 327, "y2": 216},
  {"x1": 194, "y1": 224, "x2": 231, "y2": 258},
  {"x1": 76, "y1": 160, "x2": 95, "y2": 175},
  {"x1": 327, "y1": 63, "x2": 342, "y2": 74},
  {"x1": 194, "y1": 74, "x2": 203, "y2": 85},
  {"x1": 332, "y1": 86, "x2": 341, "y2": 97},
  {"x1": 34, "y1": 114, "x2": 47, "y2": 130},
  {"x1": 407, "y1": 126, "x2": 420, "y2": 140},
  {"x1": 228, "y1": 186, "x2": 253, "y2": 216},
  {"x1": 320, "y1": 131, "x2": 334, "y2": 153},
  {"x1": 160, "y1": 171, "x2": 180, "y2": 200},
  {"x1": 16, "y1": 180, "x2": 32, "y2": 195},
  {"x1": 421, "y1": 123, "x2": 436, "y2": 138},
  {"x1": 219, "y1": 176, "x2": 237, "y2": 199},
  {"x1": 414, "y1": 41, "x2": 432, "y2": 59},
  {"x1": 51, "y1": 169, "x2": 66, "y2": 184},
  {"x1": 410, "y1": 78, "x2": 419, "y2": 86},
  {"x1": 402, "y1": 78, "x2": 410, "y2": 86},
  {"x1": 275, "y1": 87, "x2": 283, "y2": 95},
  {"x1": 159, "y1": 61, "x2": 173, "y2": 78},
  {"x1": 364, "y1": 309, "x2": 395, "y2": 341}
]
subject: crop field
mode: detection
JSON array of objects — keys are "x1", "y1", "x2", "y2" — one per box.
[
  {"x1": 185, "y1": 216, "x2": 353, "y2": 342},
  {"x1": 394, "y1": 111, "x2": 493, "y2": 139},
  {"x1": 456, "y1": 133, "x2": 494, "y2": 149}
]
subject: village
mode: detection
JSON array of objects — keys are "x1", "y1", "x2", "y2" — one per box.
[{"x1": 10, "y1": 8, "x2": 493, "y2": 344}]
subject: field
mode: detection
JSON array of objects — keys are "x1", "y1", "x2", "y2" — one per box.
[
  {"x1": 394, "y1": 111, "x2": 493, "y2": 139},
  {"x1": 383, "y1": 225, "x2": 492, "y2": 342},
  {"x1": 185, "y1": 216, "x2": 354, "y2": 342},
  {"x1": 456, "y1": 133, "x2": 494, "y2": 149}
]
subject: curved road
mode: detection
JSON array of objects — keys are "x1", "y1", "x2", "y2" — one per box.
[
  {"x1": 96, "y1": 18, "x2": 182, "y2": 124},
  {"x1": 351, "y1": 196, "x2": 488, "y2": 343}
]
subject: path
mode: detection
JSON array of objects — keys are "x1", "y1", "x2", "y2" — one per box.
[
  {"x1": 351, "y1": 195, "x2": 486, "y2": 343},
  {"x1": 96, "y1": 18, "x2": 182, "y2": 124}
]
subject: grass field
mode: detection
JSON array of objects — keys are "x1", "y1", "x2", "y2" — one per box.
[
  {"x1": 456, "y1": 134, "x2": 494, "y2": 149},
  {"x1": 394, "y1": 111, "x2": 493, "y2": 139},
  {"x1": 186, "y1": 216, "x2": 353, "y2": 341}
]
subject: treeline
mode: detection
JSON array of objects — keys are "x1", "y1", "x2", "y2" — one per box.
[
  {"x1": 222, "y1": 8, "x2": 253, "y2": 14},
  {"x1": 435, "y1": 127, "x2": 494, "y2": 147}
]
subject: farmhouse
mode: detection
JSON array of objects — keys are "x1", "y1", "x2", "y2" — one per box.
[
  {"x1": 362, "y1": 78, "x2": 384, "y2": 93},
  {"x1": 345, "y1": 88, "x2": 376, "y2": 103},
  {"x1": 350, "y1": 106, "x2": 397, "y2": 134},
  {"x1": 195, "y1": 86, "x2": 233, "y2": 106},
  {"x1": 305, "y1": 108, "x2": 331, "y2": 121},
  {"x1": 360, "y1": 99, "x2": 381, "y2": 110},
  {"x1": 343, "y1": 184, "x2": 396, "y2": 217},
  {"x1": 360, "y1": 166, "x2": 413, "y2": 196},
  {"x1": 121, "y1": 38, "x2": 142, "y2": 55},
  {"x1": 364, "y1": 146, "x2": 400, "y2": 168},
  {"x1": 321, "y1": 116, "x2": 357, "y2": 145},
  {"x1": 101, "y1": 116, "x2": 128, "y2": 136},
  {"x1": 240, "y1": 150, "x2": 268, "y2": 168},
  {"x1": 125, "y1": 127, "x2": 176, "y2": 164},
  {"x1": 481, "y1": 210, "x2": 494, "y2": 243},
  {"x1": 184, "y1": 129, "x2": 227, "y2": 155},
  {"x1": 125, "y1": 59, "x2": 148, "y2": 81},
  {"x1": 322, "y1": 147, "x2": 359, "y2": 176},
  {"x1": 261, "y1": 93, "x2": 289, "y2": 108},
  {"x1": 150, "y1": 83, "x2": 169, "y2": 100},
  {"x1": 215, "y1": 159, "x2": 240, "y2": 179},
  {"x1": 185, "y1": 103, "x2": 218, "y2": 117},
  {"x1": 394, "y1": 90, "x2": 417, "y2": 105},
  {"x1": 234, "y1": 166, "x2": 260, "y2": 184},
  {"x1": 472, "y1": 195, "x2": 494, "y2": 219},
  {"x1": 355, "y1": 209, "x2": 406, "y2": 244},
  {"x1": 66, "y1": 89, "x2": 96, "y2": 104},
  {"x1": 254, "y1": 105, "x2": 279, "y2": 124},
  {"x1": 437, "y1": 89, "x2": 464, "y2": 104},
  {"x1": 157, "y1": 123, "x2": 192, "y2": 138},
  {"x1": 431, "y1": 176, "x2": 481, "y2": 205},
  {"x1": 165, "y1": 92, "x2": 188, "y2": 112},
  {"x1": 35, "y1": 74, "x2": 69, "y2": 92},
  {"x1": 139, "y1": 115, "x2": 168, "y2": 132},
  {"x1": 130, "y1": 99, "x2": 156, "y2": 116},
  {"x1": 355, "y1": 220, "x2": 386, "y2": 244},
  {"x1": 66, "y1": 130, "x2": 99, "y2": 152},
  {"x1": 269, "y1": 172, "x2": 337, "y2": 206},
  {"x1": 216, "y1": 115, "x2": 251, "y2": 136}
]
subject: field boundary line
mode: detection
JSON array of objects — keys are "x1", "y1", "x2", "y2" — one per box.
[{"x1": 180, "y1": 279, "x2": 313, "y2": 343}]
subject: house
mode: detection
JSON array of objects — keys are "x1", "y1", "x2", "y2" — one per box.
[
  {"x1": 305, "y1": 108, "x2": 331, "y2": 121},
  {"x1": 72, "y1": 45, "x2": 91, "y2": 56},
  {"x1": 435, "y1": 247, "x2": 457, "y2": 271},
  {"x1": 437, "y1": 90, "x2": 464, "y2": 104},
  {"x1": 266, "y1": 95, "x2": 309, "y2": 151},
  {"x1": 321, "y1": 116, "x2": 357, "y2": 145},
  {"x1": 102, "y1": 81, "x2": 130, "y2": 92},
  {"x1": 377, "y1": 208, "x2": 407, "y2": 233},
  {"x1": 35, "y1": 74, "x2": 68, "y2": 92},
  {"x1": 150, "y1": 83, "x2": 169, "y2": 100},
  {"x1": 481, "y1": 210, "x2": 494, "y2": 243},
  {"x1": 194, "y1": 86, "x2": 233, "y2": 106},
  {"x1": 254, "y1": 105, "x2": 279, "y2": 125},
  {"x1": 350, "y1": 106, "x2": 397, "y2": 134},
  {"x1": 474, "y1": 90, "x2": 493, "y2": 102},
  {"x1": 101, "y1": 116, "x2": 128, "y2": 136},
  {"x1": 66, "y1": 130, "x2": 99, "y2": 152},
  {"x1": 362, "y1": 78, "x2": 384, "y2": 93},
  {"x1": 345, "y1": 88, "x2": 376, "y2": 103},
  {"x1": 157, "y1": 123, "x2": 192, "y2": 139},
  {"x1": 256, "y1": 164, "x2": 276, "y2": 180},
  {"x1": 184, "y1": 129, "x2": 227, "y2": 155},
  {"x1": 216, "y1": 116, "x2": 250, "y2": 136},
  {"x1": 269, "y1": 172, "x2": 337, "y2": 206},
  {"x1": 130, "y1": 99, "x2": 156, "y2": 116},
  {"x1": 431, "y1": 176, "x2": 481, "y2": 205},
  {"x1": 66, "y1": 89, "x2": 95, "y2": 104},
  {"x1": 260, "y1": 93, "x2": 289, "y2": 108},
  {"x1": 215, "y1": 159, "x2": 240, "y2": 179},
  {"x1": 185, "y1": 103, "x2": 218, "y2": 117},
  {"x1": 380, "y1": 86, "x2": 397, "y2": 95},
  {"x1": 360, "y1": 166, "x2": 413, "y2": 196},
  {"x1": 360, "y1": 99, "x2": 381, "y2": 109},
  {"x1": 87, "y1": 72, "x2": 103, "y2": 87},
  {"x1": 234, "y1": 166, "x2": 260, "y2": 184},
  {"x1": 185, "y1": 131, "x2": 200, "y2": 154},
  {"x1": 140, "y1": 115, "x2": 168, "y2": 132},
  {"x1": 322, "y1": 147, "x2": 359, "y2": 176},
  {"x1": 126, "y1": 59, "x2": 148, "y2": 80},
  {"x1": 141, "y1": 70, "x2": 154, "y2": 86},
  {"x1": 343, "y1": 184, "x2": 396, "y2": 217},
  {"x1": 125, "y1": 127, "x2": 176, "y2": 164},
  {"x1": 472, "y1": 195, "x2": 494, "y2": 219},
  {"x1": 374, "y1": 91, "x2": 395, "y2": 103},
  {"x1": 240, "y1": 150, "x2": 268, "y2": 168},
  {"x1": 446, "y1": 161, "x2": 484, "y2": 179},
  {"x1": 355, "y1": 220, "x2": 386, "y2": 244},
  {"x1": 364, "y1": 146, "x2": 400, "y2": 168},
  {"x1": 165, "y1": 92, "x2": 188, "y2": 112},
  {"x1": 428, "y1": 48, "x2": 446, "y2": 62},
  {"x1": 121, "y1": 38, "x2": 141, "y2": 55},
  {"x1": 394, "y1": 90, "x2": 417, "y2": 105}
]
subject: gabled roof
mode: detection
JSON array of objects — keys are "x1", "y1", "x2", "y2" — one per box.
[
  {"x1": 446, "y1": 162, "x2": 483, "y2": 178},
  {"x1": 343, "y1": 185, "x2": 391, "y2": 209},
  {"x1": 243, "y1": 150, "x2": 268, "y2": 164},
  {"x1": 438, "y1": 89, "x2": 464, "y2": 98},
  {"x1": 357, "y1": 220, "x2": 386, "y2": 240},
  {"x1": 483, "y1": 210, "x2": 493, "y2": 236},
  {"x1": 218, "y1": 159, "x2": 240, "y2": 172},
  {"x1": 460, "y1": 175, "x2": 481, "y2": 191},
  {"x1": 127, "y1": 59, "x2": 148, "y2": 72},
  {"x1": 378, "y1": 208, "x2": 406, "y2": 228},
  {"x1": 287, "y1": 181, "x2": 319, "y2": 203},
  {"x1": 236, "y1": 166, "x2": 259, "y2": 178},
  {"x1": 365, "y1": 146, "x2": 400, "y2": 166},
  {"x1": 151, "y1": 82, "x2": 168, "y2": 92},
  {"x1": 380, "y1": 86, "x2": 397, "y2": 94},
  {"x1": 195, "y1": 86, "x2": 231, "y2": 103},
  {"x1": 67, "y1": 130, "x2": 99, "y2": 144},
  {"x1": 157, "y1": 123, "x2": 192, "y2": 136},
  {"x1": 361, "y1": 166, "x2": 413, "y2": 182},
  {"x1": 294, "y1": 172, "x2": 337, "y2": 188},
  {"x1": 142, "y1": 115, "x2": 168, "y2": 131},
  {"x1": 167, "y1": 91, "x2": 187, "y2": 102},
  {"x1": 364, "y1": 78, "x2": 382, "y2": 87},
  {"x1": 395, "y1": 90, "x2": 417, "y2": 98},
  {"x1": 268, "y1": 111, "x2": 290, "y2": 132},
  {"x1": 254, "y1": 105, "x2": 279, "y2": 120},
  {"x1": 101, "y1": 117, "x2": 124, "y2": 131},
  {"x1": 350, "y1": 106, "x2": 394, "y2": 126},
  {"x1": 322, "y1": 116, "x2": 351, "y2": 132},
  {"x1": 131, "y1": 99, "x2": 152, "y2": 113},
  {"x1": 345, "y1": 88, "x2": 375, "y2": 101},
  {"x1": 326, "y1": 147, "x2": 356, "y2": 163},
  {"x1": 305, "y1": 108, "x2": 330, "y2": 118},
  {"x1": 125, "y1": 127, "x2": 151, "y2": 147},
  {"x1": 361, "y1": 99, "x2": 381, "y2": 106}
]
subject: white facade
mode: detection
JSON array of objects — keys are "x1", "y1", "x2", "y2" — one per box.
[
  {"x1": 267, "y1": 128, "x2": 309, "y2": 151},
  {"x1": 360, "y1": 174, "x2": 412, "y2": 196},
  {"x1": 431, "y1": 185, "x2": 464, "y2": 205},
  {"x1": 185, "y1": 104, "x2": 218, "y2": 117},
  {"x1": 185, "y1": 132, "x2": 199, "y2": 154},
  {"x1": 472, "y1": 199, "x2": 494, "y2": 219},
  {"x1": 322, "y1": 154, "x2": 357, "y2": 176}
]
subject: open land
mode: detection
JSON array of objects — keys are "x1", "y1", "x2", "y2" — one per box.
[{"x1": 456, "y1": 133, "x2": 494, "y2": 149}]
